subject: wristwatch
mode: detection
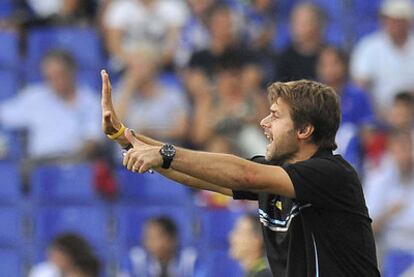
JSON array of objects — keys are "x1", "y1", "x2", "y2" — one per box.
[{"x1": 159, "y1": 144, "x2": 176, "y2": 169}]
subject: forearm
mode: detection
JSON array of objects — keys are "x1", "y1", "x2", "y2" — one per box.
[
  {"x1": 170, "y1": 148, "x2": 294, "y2": 197},
  {"x1": 172, "y1": 149, "x2": 263, "y2": 191},
  {"x1": 157, "y1": 168, "x2": 233, "y2": 196}
]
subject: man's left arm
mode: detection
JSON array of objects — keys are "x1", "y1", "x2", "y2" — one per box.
[
  {"x1": 123, "y1": 133, "x2": 295, "y2": 199},
  {"x1": 171, "y1": 148, "x2": 295, "y2": 198}
]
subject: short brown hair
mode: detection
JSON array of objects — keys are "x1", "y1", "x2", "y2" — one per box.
[
  {"x1": 42, "y1": 49, "x2": 77, "y2": 72},
  {"x1": 267, "y1": 80, "x2": 341, "y2": 150}
]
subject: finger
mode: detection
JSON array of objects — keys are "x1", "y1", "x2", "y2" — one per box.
[
  {"x1": 138, "y1": 162, "x2": 151, "y2": 174},
  {"x1": 132, "y1": 159, "x2": 143, "y2": 173},
  {"x1": 127, "y1": 154, "x2": 138, "y2": 171},
  {"x1": 124, "y1": 128, "x2": 145, "y2": 147},
  {"x1": 103, "y1": 111, "x2": 121, "y2": 132},
  {"x1": 104, "y1": 111, "x2": 112, "y2": 124},
  {"x1": 122, "y1": 150, "x2": 133, "y2": 167},
  {"x1": 101, "y1": 69, "x2": 115, "y2": 111}
]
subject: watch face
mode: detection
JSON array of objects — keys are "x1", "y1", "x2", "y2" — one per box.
[{"x1": 162, "y1": 144, "x2": 176, "y2": 158}]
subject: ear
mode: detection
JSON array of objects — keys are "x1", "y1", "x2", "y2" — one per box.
[{"x1": 297, "y1": 124, "x2": 314, "y2": 141}]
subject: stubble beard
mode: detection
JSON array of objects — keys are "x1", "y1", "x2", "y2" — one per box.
[{"x1": 268, "y1": 129, "x2": 298, "y2": 163}]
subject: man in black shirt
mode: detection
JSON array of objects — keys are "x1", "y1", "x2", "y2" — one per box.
[
  {"x1": 276, "y1": 3, "x2": 325, "y2": 82},
  {"x1": 101, "y1": 70, "x2": 380, "y2": 276}
]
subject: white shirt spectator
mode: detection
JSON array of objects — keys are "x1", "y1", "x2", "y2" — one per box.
[
  {"x1": 0, "y1": 84, "x2": 102, "y2": 159},
  {"x1": 351, "y1": 31, "x2": 414, "y2": 112},
  {"x1": 26, "y1": 0, "x2": 63, "y2": 17},
  {"x1": 104, "y1": 0, "x2": 189, "y2": 50},
  {"x1": 365, "y1": 156, "x2": 414, "y2": 251},
  {"x1": 120, "y1": 85, "x2": 189, "y2": 142},
  {"x1": 29, "y1": 261, "x2": 60, "y2": 277}
]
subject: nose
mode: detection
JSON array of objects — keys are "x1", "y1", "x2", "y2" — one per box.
[{"x1": 260, "y1": 114, "x2": 271, "y2": 129}]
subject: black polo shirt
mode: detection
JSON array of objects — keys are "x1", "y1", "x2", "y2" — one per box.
[{"x1": 233, "y1": 149, "x2": 380, "y2": 276}]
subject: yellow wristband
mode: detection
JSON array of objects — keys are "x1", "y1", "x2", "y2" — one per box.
[{"x1": 107, "y1": 124, "x2": 126, "y2": 140}]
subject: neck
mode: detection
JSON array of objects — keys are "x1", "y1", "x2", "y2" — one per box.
[
  {"x1": 139, "y1": 80, "x2": 157, "y2": 98},
  {"x1": 58, "y1": 87, "x2": 76, "y2": 103},
  {"x1": 288, "y1": 143, "x2": 319, "y2": 164},
  {"x1": 392, "y1": 35, "x2": 408, "y2": 49},
  {"x1": 211, "y1": 37, "x2": 232, "y2": 54},
  {"x1": 295, "y1": 37, "x2": 321, "y2": 55},
  {"x1": 328, "y1": 80, "x2": 345, "y2": 94},
  {"x1": 400, "y1": 167, "x2": 413, "y2": 182},
  {"x1": 240, "y1": 252, "x2": 264, "y2": 272}
]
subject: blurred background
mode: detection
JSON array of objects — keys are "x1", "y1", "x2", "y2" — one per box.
[{"x1": 0, "y1": 0, "x2": 414, "y2": 276}]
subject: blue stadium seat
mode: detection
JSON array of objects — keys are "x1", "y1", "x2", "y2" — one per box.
[
  {"x1": 353, "y1": 19, "x2": 380, "y2": 42},
  {"x1": 313, "y1": 0, "x2": 345, "y2": 19},
  {"x1": 159, "y1": 72, "x2": 183, "y2": 91},
  {"x1": 382, "y1": 250, "x2": 414, "y2": 277},
  {"x1": 115, "y1": 205, "x2": 195, "y2": 249},
  {"x1": 0, "y1": 31, "x2": 19, "y2": 69},
  {"x1": 198, "y1": 208, "x2": 244, "y2": 249},
  {"x1": 353, "y1": 0, "x2": 381, "y2": 20},
  {"x1": 0, "y1": 161, "x2": 21, "y2": 204},
  {"x1": 200, "y1": 248, "x2": 243, "y2": 277},
  {"x1": 25, "y1": 27, "x2": 105, "y2": 85},
  {"x1": 0, "y1": 70, "x2": 18, "y2": 101},
  {"x1": 115, "y1": 168, "x2": 192, "y2": 204},
  {"x1": 272, "y1": 21, "x2": 291, "y2": 51},
  {"x1": 0, "y1": 248, "x2": 22, "y2": 276},
  {"x1": 0, "y1": 207, "x2": 23, "y2": 246},
  {"x1": 34, "y1": 205, "x2": 109, "y2": 248},
  {"x1": 31, "y1": 163, "x2": 100, "y2": 204},
  {"x1": 325, "y1": 23, "x2": 347, "y2": 47},
  {"x1": 0, "y1": 128, "x2": 24, "y2": 161}
]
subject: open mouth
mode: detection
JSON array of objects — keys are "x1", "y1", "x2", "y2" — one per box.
[{"x1": 264, "y1": 132, "x2": 273, "y2": 143}]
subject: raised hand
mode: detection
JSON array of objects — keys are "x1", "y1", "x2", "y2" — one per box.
[
  {"x1": 101, "y1": 69, "x2": 122, "y2": 135},
  {"x1": 122, "y1": 128, "x2": 162, "y2": 173}
]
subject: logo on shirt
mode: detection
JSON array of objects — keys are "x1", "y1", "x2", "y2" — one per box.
[
  {"x1": 259, "y1": 203, "x2": 311, "y2": 232},
  {"x1": 275, "y1": 200, "x2": 282, "y2": 210}
]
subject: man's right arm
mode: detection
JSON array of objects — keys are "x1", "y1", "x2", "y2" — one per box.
[
  {"x1": 122, "y1": 133, "x2": 233, "y2": 197},
  {"x1": 101, "y1": 70, "x2": 233, "y2": 196}
]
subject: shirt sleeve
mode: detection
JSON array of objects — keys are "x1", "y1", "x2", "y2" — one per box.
[
  {"x1": 0, "y1": 90, "x2": 33, "y2": 129},
  {"x1": 355, "y1": 87, "x2": 376, "y2": 126},
  {"x1": 103, "y1": 1, "x2": 131, "y2": 29},
  {"x1": 350, "y1": 36, "x2": 377, "y2": 81},
  {"x1": 79, "y1": 90, "x2": 103, "y2": 142},
  {"x1": 232, "y1": 190, "x2": 258, "y2": 200},
  {"x1": 282, "y1": 157, "x2": 353, "y2": 209},
  {"x1": 232, "y1": 155, "x2": 280, "y2": 201},
  {"x1": 158, "y1": 1, "x2": 189, "y2": 27}
]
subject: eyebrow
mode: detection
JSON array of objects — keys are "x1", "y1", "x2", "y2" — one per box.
[{"x1": 270, "y1": 109, "x2": 281, "y2": 116}]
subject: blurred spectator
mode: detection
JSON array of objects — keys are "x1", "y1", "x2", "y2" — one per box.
[
  {"x1": 188, "y1": 53, "x2": 267, "y2": 157},
  {"x1": 277, "y1": 2, "x2": 326, "y2": 81},
  {"x1": 350, "y1": 0, "x2": 414, "y2": 117},
  {"x1": 229, "y1": 214, "x2": 272, "y2": 277},
  {"x1": 114, "y1": 43, "x2": 189, "y2": 146},
  {"x1": 243, "y1": 0, "x2": 276, "y2": 51},
  {"x1": 364, "y1": 130, "x2": 414, "y2": 276},
  {"x1": 387, "y1": 91, "x2": 414, "y2": 132},
  {"x1": 365, "y1": 92, "x2": 414, "y2": 172},
  {"x1": 103, "y1": 0, "x2": 189, "y2": 71},
  {"x1": 243, "y1": 0, "x2": 277, "y2": 85},
  {"x1": 175, "y1": 0, "x2": 217, "y2": 67},
  {"x1": 118, "y1": 216, "x2": 200, "y2": 277},
  {"x1": 0, "y1": 49, "x2": 102, "y2": 161},
  {"x1": 8, "y1": 0, "x2": 96, "y2": 29},
  {"x1": 187, "y1": 3, "x2": 259, "y2": 79},
  {"x1": 29, "y1": 232, "x2": 101, "y2": 277},
  {"x1": 317, "y1": 46, "x2": 376, "y2": 172}
]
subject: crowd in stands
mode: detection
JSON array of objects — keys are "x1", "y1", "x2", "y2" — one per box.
[{"x1": 0, "y1": 0, "x2": 414, "y2": 276}]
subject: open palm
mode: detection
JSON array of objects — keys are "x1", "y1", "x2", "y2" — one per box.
[{"x1": 101, "y1": 70, "x2": 122, "y2": 135}]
